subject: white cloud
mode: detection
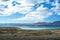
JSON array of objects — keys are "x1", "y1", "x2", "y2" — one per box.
[
  {"x1": 51, "y1": 0, "x2": 60, "y2": 15},
  {"x1": 9, "y1": 0, "x2": 60, "y2": 23},
  {"x1": 0, "y1": 0, "x2": 35, "y2": 16},
  {"x1": 14, "y1": 5, "x2": 53, "y2": 22},
  {"x1": 0, "y1": 0, "x2": 60, "y2": 23},
  {"x1": 0, "y1": 0, "x2": 52, "y2": 16},
  {"x1": 0, "y1": 0, "x2": 15, "y2": 16}
]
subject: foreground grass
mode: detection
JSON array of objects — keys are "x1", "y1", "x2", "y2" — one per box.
[{"x1": 0, "y1": 28, "x2": 60, "y2": 40}]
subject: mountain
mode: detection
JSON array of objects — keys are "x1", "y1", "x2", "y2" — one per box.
[
  {"x1": 53, "y1": 21, "x2": 60, "y2": 23},
  {"x1": 0, "y1": 21, "x2": 60, "y2": 26},
  {"x1": 35, "y1": 21, "x2": 60, "y2": 26},
  {"x1": 51, "y1": 21, "x2": 60, "y2": 25}
]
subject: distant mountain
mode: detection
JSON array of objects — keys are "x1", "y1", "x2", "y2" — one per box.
[
  {"x1": 0, "y1": 21, "x2": 60, "y2": 26},
  {"x1": 53, "y1": 21, "x2": 60, "y2": 23},
  {"x1": 51, "y1": 21, "x2": 60, "y2": 25},
  {"x1": 35, "y1": 21, "x2": 60, "y2": 26}
]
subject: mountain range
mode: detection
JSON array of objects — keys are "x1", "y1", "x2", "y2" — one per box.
[
  {"x1": 35, "y1": 21, "x2": 60, "y2": 26},
  {"x1": 0, "y1": 21, "x2": 60, "y2": 26}
]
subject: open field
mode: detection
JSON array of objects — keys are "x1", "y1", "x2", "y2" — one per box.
[{"x1": 0, "y1": 28, "x2": 60, "y2": 40}]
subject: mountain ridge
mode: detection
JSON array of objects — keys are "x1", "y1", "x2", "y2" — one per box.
[{"x1": 0, "y1": 21, "x2": 60, "y2": 26}]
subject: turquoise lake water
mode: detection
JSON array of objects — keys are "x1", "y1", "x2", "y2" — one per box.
[
  {"x1": 0, "y1": 24, "x2": 60, "y2": 30},
  {"x1": 18, "y1": 26, "x2": 60, "y2": 30}
]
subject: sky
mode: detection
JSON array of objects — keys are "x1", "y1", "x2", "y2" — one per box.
[{"x1": 0, "y1": 0, "x2": 60, "y2": 23}]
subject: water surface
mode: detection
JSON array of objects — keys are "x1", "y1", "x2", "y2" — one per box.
[
  {"x1": 18, "y1": 26, "x2": 60, "y2": 30},
  {"x1": 0, "y1": 24, "x2": 60, "y2": 30}
]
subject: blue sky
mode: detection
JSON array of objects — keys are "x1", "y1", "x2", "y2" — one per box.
[{"x1": 0, "y1": 0, "x2": 60, "y2": 23}]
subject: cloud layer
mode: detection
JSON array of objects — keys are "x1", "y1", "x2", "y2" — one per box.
[{"x1": 0, "y1": 0, "x2": 60, "y2": 23}]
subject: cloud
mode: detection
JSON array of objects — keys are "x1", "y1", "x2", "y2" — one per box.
[
  {"x1": 0, "y1": 0, "x2": 48, "y2": 16},
  {"x1": 11, "y1": 0, "x2": 60, "y2": 23},
  {"x1": 12, "y1": 5, "x2": 53, "y2": 23},
  {"x1": 51, "y1": 0, "x2": 60, "y2": 15},
  {"x1": 0, "y1": 0, "x2": 60, "y2": 23},
  {"x1": 0, "y1": 0, "x2": 35, "y2": 16},
  {"x1": 0, "y1": 0, "x2": 14, "y2": 16},
  {"x1": 0, "y1": 0, "x2": 50, "y2": 16}
]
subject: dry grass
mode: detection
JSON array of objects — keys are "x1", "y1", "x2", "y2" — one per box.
[{"x1": 0, "y1": 28, "x2": 60, "y2": 40}]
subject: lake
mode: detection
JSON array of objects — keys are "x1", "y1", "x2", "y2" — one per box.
[
  {"x1": 18, "y1": 25, "x2": 60, "y2": 30},
  {"x1": 0, "y1": 24, "x2": 60, "y2": 30}
]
